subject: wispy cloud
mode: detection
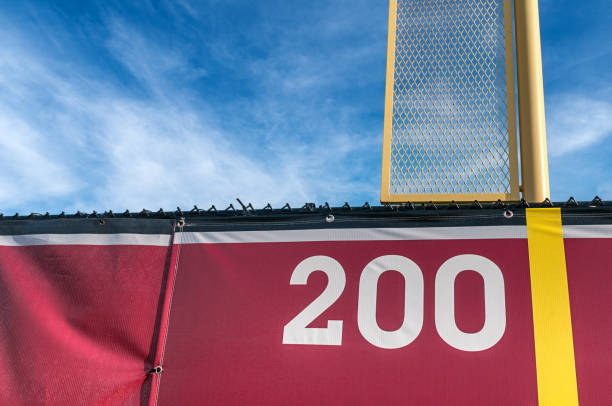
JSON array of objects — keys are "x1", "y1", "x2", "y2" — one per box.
[
  {"x1": 547, "y1": 96, "x2": 612, "y2": 157},
  {"x1": 0, "y1": 4, "x2": 383, "y2": 213},
  {"x1": 1, "y1": 0, "x2": 610, "y2": 212}
]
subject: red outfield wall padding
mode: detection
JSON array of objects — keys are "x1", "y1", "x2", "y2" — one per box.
[
  {"x1": 156, "y1": 238, "x2": 538, "y2": 405},
  {"x1": 0, "y1": 219, "x2": 176, "y2": 406},
  {"x1": 1, "y1": 209, "x2": 611, "y2": 405},
  {"x1": 565, "y1": 239, "x2": 612, "y2": 405}
]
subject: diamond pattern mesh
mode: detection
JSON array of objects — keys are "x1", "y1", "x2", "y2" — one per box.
[{"x1": 388, "y1": 0, "x2": 515, "y2": 198}]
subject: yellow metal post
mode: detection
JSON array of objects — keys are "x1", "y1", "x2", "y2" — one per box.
[
  {"x1": 380, "y1": 0, "x2": 397, "y2": 203},
  {"x1": 514, "y1": 0, "x2": 550, "y2": 202}
]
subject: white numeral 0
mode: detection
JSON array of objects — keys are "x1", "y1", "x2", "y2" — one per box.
[
  {"x1": 357, "y1": 255, "x2": 424, "y2": 349},
  {"x1": 435, "y1": 254, "x2": 506, "y2": 351},
  {"x1": 282, "y1": 256, "x2": 346, "y2": 346}
]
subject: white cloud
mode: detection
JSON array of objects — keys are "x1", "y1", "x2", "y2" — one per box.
[
  {"x1": 547, "y1": 95, "x2": 612, "y2": 157},
  {"x1": 0, "y1": 110, "x2": 80, "y2": 203},
  {"x1": 597, "y1": 182, "x2": 612, "y2": 198},
  {"x1": 0, "y1": 12, "x2": 380, "y2": 213}
]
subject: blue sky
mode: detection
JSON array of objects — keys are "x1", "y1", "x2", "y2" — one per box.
[{"x1": 0, "y1": 0, "x2": 610, "y2": 213}]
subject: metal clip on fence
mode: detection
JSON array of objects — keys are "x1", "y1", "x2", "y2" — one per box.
[
  {"x1": 541, "y1": 198, "x2": 553, "y2": 208},
  {"x1": 565, "y1": 197, "x2": 578, "y2": 207},
  {"x1": 590, "y1": 196, "x2": 603, "y2": 207}
]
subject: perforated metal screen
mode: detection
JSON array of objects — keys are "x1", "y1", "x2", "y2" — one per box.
[{"x1": 381, "y1": 0, "x2": 519, "y2": 203}]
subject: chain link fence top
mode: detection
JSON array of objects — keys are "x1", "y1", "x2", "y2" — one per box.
[{"x1": 381, "y1": 0, "x2": 519, "y2": 202}]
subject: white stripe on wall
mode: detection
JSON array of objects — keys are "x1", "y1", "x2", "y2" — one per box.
[
  {"x1": 563, "y1": 225, "x2": 612, "y2": 239},
  {"x1": 175, "y1": 226, "x2": 527, "y2": 244},
  {"x1": 1, "y1": 225, "x2": 607, "y2": 247},
  {"x1": 0, "y1": 233, "x2": 172, "y2": 247}
]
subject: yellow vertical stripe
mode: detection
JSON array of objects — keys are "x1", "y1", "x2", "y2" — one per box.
[{"x1": 526, "y1": 208, "x2": 579, "y2": 406}]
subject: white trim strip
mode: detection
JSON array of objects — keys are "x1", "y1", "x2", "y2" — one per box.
[
  {"x1": 0, "y1": 233, "x2": 172, "y2": 247},
  {"x1": 563, "y1": 225, "x2": 612, "y2": 239},
  {"x1": 176, "y1": 226, "x2": 527, "y2": 244},
  {"x1": 1, "y1": 225, "x2": 606, "y2": 247}
]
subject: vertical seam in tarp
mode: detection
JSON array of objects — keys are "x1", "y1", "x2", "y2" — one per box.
[{"x1": 147, "y1": 220, "x2": 183, "y2": 406}]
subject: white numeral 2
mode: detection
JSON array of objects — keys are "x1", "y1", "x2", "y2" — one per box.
[{"x1": 282, "y1": 256, "x2": 346, "y2": 345}]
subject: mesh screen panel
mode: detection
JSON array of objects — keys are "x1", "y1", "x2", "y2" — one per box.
[{"x1": 382, "y1": 0, "x2": 518, "y2": 202}]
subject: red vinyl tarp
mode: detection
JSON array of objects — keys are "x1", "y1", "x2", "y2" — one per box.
[{"x1": 1, "y1": 207, "x2": 611, "y2": 405}]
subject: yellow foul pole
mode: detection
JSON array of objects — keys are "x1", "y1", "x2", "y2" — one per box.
[{"x1": 514, "y1": 0, "x2": 550, "y2": 202}]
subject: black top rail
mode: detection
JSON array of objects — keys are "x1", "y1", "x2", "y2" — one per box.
[{"x1": 1, "y1": 197, "x2": 609, "y2": 222}]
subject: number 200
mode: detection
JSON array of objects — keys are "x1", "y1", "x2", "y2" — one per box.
[{"x1": 282, "y1": 254, "x2": 506, "y2": 352}]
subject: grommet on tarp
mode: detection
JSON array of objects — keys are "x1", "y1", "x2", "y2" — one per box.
[
  {"x1": 177, "y1": 217, "x2": 185, "y2": 228},
  {"x1": 448, "y1": 201, "x2": 459, "y2": 210},
  {"x1": 281, "y1": 203, "x2": 291, "y2": 212},
  {"x1": 471, "y1": 200, "x2": 483, "y2": 209},
  {"x1": 590, "y1": 196, "x2": 603, "y2": 207},
  {"x1": 148, "y1": 365, "x2": 163, "y2": 375},
  {"x1": 504, "y1": 209, "x2": 514, "y2": 219},
  {"x1": 541, "y1": 198, "x2": 553, "y2": 208},
  {"x1": 99, "y1": 219, "x2": 105, "y2": 225},
  {"x1": 518, "y1": 199, "x2": 529, "y2": 209},
  {"x1": 207, "y1": 205, "x2": 217, "y2": 213},
  {"x1": 565, "y1": 197, "x2": 578, "y2": 207},
  {"x1": 325, "y1": 214, "x2": 335, "y2": 223}
]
